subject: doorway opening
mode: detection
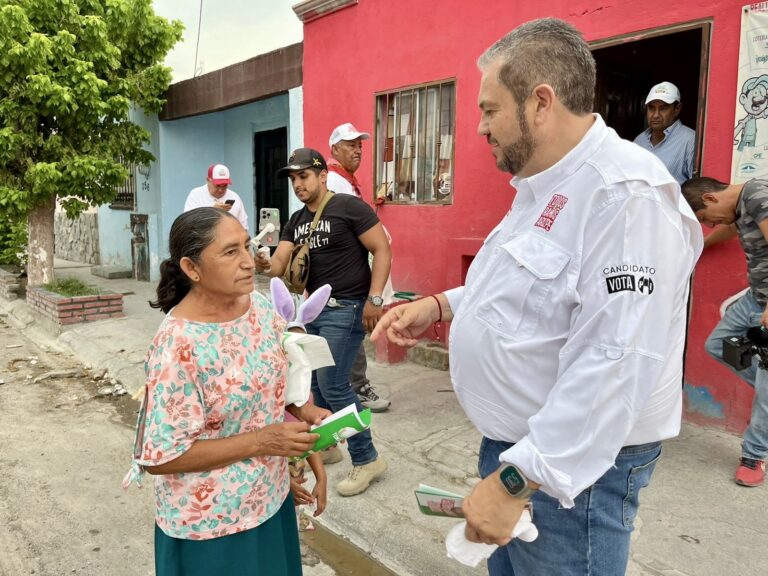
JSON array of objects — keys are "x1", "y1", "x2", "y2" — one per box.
[
  {"x1": 591, "y1": 22, "x2": 711, "y2": 176},
  {"x1": 253, "y1": 127, "x2": 289, "y2": 229}
]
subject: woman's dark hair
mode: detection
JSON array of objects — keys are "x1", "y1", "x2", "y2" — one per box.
[{"x1": 150, "y1": 207, "x2": 236, "y2": 313}]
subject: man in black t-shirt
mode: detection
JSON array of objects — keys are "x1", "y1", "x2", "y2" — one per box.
[{"x1": 254, "y1": 148, "x2": 391, "y2": 497}]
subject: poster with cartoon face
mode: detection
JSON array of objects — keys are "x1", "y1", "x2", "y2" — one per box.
[{"x1": 733, "y1": 6, "x2": 768, "y2": 182}]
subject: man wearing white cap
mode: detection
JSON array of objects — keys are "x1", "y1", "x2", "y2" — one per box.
[
  {"x1": 634, "y1": 81, "x2": 696, "y2": 184},
  {"x1": 327, "y1": 123, "x2": 393, "y2": 414},
  {"x1": 184, "y1": 164, "x2": 249, "y2": 232},
  {"x1": 327, "y1": 123, "x2": 369, "y2": 197}
]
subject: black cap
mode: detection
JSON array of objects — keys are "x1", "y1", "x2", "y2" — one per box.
[{"x1": 276, "y1": 148, "x2": 328, "y2": 178}]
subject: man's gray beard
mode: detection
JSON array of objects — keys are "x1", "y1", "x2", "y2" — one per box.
[{"x1": 497, "y1": 111, "x2": 535, "y2": 175}]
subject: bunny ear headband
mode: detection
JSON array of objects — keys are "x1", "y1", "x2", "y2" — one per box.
[
  {"x1": 270, "y1": 277, "x2": 331, "y2": 330},
  {"x1": 270, "y1": 278, "x2": 334, "y2": 407}
]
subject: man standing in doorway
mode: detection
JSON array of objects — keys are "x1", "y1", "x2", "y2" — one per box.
[
  {"x1": 327, "y1": 122, "x2": 393, "y2": 413},
  {"x1": 681, "y1": 176, "x2": 768, "y2": 487},
  {"x1": 373, "y1": 18, "x2": 702, "y2": 575},
  {"x1": 184, "y1": 164, "x2": 249, "y2": 232},
  {"x1": 634, "y1": 81, "x2": 696, "y2": 184},
  {"x1": 254, "y1": 148, "x2": 391, "y2": 496}
]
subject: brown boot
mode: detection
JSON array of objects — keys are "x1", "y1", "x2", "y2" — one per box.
[{"x1": 336, "y1": 457, "x2": 387, "y2": 497}]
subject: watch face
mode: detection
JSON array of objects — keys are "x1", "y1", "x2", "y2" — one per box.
[
  {"x1": 370, "y1": 296, "x2": 383, "y2": 306},
  {"x1": 500, "y1": 465, "x2": 526, "y2": 496}
]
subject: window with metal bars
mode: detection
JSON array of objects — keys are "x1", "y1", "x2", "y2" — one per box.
[
  {"x1": 110, "y1": 162, "x2": 136, "y2": 210},
  {"x1": 374, "y1": 80, "x2": 455, "y2": 204}
]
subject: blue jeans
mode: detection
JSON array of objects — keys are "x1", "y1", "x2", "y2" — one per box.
[
  {"x1": 705, "y1": 289, "x2": 768, "y2": 460},
  {"x1": 306, "y1": 298, "x2": 378, "y2": 466},
  {"x1": 479, "y1": 437, "x2": 661, "y2": 576}
]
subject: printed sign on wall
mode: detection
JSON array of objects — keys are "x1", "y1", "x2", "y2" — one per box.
[{"x1": 732, "y1": 3, "x2": 768, "y2": 182}]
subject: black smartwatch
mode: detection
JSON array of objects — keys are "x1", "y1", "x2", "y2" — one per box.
[
  {"x1": 499, "y1": 464, "x2": 536, "y2": 499},
  {"x1": 367, "y1": 295, "x2": 384, "y2": 307}
]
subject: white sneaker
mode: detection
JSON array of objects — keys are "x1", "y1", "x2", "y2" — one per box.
[
  {"x1": 357, "y1": 383, "x2": 391, "y2": 413},
  {"x1": 336, "y1": 457, "x2": 388, "y2": 497}
]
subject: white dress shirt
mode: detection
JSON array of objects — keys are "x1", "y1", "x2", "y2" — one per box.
[
  {"x1": 184, "y1": 185, "x2": 249, "y2": 232},
  {"x1": 444, "y1": 115, "x2": 703, "y2": 507}
]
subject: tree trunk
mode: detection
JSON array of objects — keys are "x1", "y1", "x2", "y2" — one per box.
[{"x1": 26, "y1": 196, "x2": 56, "y2": 287}]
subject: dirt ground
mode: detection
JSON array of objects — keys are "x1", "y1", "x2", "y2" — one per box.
[
  {"x1": 0, "y1": 316, "x2": 345, "y2": 576},
  {"x1": 0, "y1": 315, "x2": 157, "y2": 576}
]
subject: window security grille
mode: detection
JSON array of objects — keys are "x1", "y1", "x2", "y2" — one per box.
[
  {"x1": 110, "y1": 162, "x2": 136, "y2": 210},
  {"x1": 374, "y1": 80, "x2": 455, "y2": 204}
]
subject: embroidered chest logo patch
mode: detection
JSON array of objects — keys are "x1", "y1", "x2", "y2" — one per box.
[{"x1": 534, "y1": 194, "x2": 568, "y2": 231}]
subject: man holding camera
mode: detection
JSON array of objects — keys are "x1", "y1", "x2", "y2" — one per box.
[
  {"x1": 184, "y1": 163, "x2": 249, "y2": 232},
  {"x1": 682, "y1": 176, "x2": 768, "y2": 487}
]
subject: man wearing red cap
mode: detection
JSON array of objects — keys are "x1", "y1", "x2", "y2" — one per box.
[{"x1": 184, "y1": 163, "x2": 249, "y2": 232}]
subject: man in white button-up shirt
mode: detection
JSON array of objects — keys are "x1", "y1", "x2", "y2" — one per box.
[
  {"x1": 184, "y1": 164, "x2": 249, "y2": 232},
  {"x1": 373, "y1": 18, "x2": 702, "y2": 576}
]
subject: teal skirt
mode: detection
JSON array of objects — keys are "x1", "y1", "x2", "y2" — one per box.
[{"x1": 155, "y1": 497, "x2": 302, "y2": 576}]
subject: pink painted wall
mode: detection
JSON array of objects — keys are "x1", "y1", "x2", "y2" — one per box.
[{"x1": 301, "y1": 0, "x2": 752, "y2": 430}]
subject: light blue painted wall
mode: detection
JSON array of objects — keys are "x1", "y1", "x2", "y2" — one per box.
[
  {"x1": 97, "y1": 107, "x2": 162, "y2": 279},
  {"x1": 97, "y1": 92, "x2": 302, "y2": 281},
  {"x1": 156, "y1": 93, "x2": 292, "y2": 258}
]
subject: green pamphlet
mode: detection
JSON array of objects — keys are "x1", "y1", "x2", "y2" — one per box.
[
  {"x1": 414, "y1": 484, "x2": 465, "y2": 518},
  {"x1": 298, "y1": 403, "x2": 372, "y2": 460}
]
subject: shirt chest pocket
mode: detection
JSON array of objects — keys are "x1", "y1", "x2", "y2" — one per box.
[{"x1": 476, "y1": 233, "x2": 570, "y2": 341}]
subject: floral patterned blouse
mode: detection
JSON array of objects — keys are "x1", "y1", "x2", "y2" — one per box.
[{"x1": 124, "y1": 291, "x2": 289, "y2": 540}]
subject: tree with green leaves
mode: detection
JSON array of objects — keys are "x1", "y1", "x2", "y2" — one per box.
[{"x1": 0, "y1": 0, "x2": 182, "y2": 285}]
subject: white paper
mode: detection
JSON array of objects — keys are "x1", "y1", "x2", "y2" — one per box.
[
  {"x1": 445, "y1": 510, "x2": 538, "y2": 568},
  {"x1": 297, "y1": 334, "x2": 335, "y2": 368},
  {"x1": 310, "y1": 403, "x2": 357, "y2": 430},
  {"x1": 283, "y1": 333, "x2": 335, "y2": 406}
]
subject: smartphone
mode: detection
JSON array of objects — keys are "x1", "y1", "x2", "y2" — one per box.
[
  {"x1": 224, "y1": 199, "x2": 236, "y2": 206},
  {"x1": 258, "y1": 208, "x2": 281, "y2": 247}
]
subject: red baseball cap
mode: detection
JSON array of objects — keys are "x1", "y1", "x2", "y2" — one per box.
[{"x1": 207, "y1": 164, "x2": 231, "y2": 185}]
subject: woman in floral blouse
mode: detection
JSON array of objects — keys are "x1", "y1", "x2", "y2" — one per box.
[{"x1": 124, "y1": 207, "x2": 329, "y2": 575}]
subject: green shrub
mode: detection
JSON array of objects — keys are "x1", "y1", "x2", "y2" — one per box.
[
  {"x1": 0, "y1": 217, "x2": 27, "y2": 267},
  {"x1": 43, "y1": 277, "x2": 100, "y2": 297}
]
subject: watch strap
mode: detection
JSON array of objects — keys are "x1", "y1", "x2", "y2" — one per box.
[
  {"x1": 499, "y1": 463, "x2": 536, "y2": 500},
  {"x1": 367, "y1": 295, "x2": 383, "y2": 307}
]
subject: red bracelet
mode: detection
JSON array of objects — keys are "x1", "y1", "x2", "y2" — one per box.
[{"x1": 429, "y1": 294, "x2": 443, "y2": 324}]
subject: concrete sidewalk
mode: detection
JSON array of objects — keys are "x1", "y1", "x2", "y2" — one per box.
[{"x1": 2, "y1": 260, "x2": 767, "y2": 576}]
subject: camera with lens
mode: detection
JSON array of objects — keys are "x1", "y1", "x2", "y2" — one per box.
[{"x1": 722, "y1": 326, "x2": 768, "y2": 370}]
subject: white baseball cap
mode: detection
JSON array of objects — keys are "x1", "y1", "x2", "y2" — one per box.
[
  {"x1": 645, "y1": 82, "x2": 681, "y2": 105},
  {"x1": 207, "y1": 163, "x2": 231, "y2": 185},
  {"x1": 329, "y1": 123, "x2": 370, "y2": 147}
]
